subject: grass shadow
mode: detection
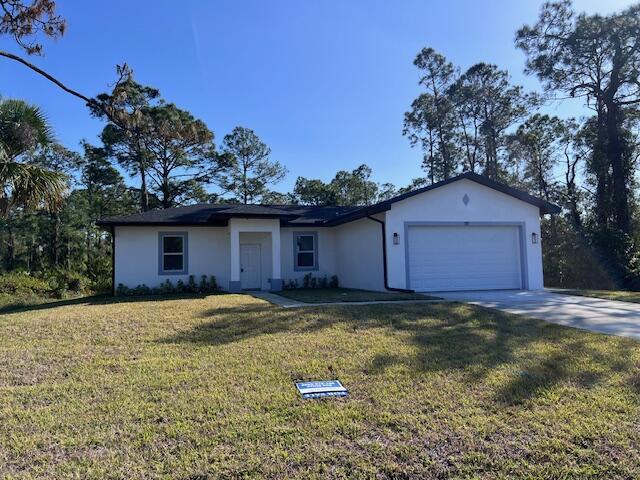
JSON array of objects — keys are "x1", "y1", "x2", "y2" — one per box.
[
  {"x1": 0, "y1": 292, "x2": 226, "y2": 315},
  {"x1": 161, "y1": 300, "x2": 640, "y2": 404}
]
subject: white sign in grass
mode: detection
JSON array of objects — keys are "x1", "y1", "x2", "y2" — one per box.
[{"x1": 295, "y1": 380, "x2": 348, "y2": 399}]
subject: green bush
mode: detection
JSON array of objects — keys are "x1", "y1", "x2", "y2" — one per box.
[
  {"x1": 199, "y1": 275, "x2": 209, "y2": 292},
  {"x1": 187, "y1": 275, "x2": 198, "y2": 293},
  {"x1": 329, "y1": 275, "x2": 339, "y2": 288},
  {"x1": 0, "y1": 272, "x2": 51, "y2": 296},
  {"x1": 43, "y1": 269, "x2": 92, "y2": 296},
  {"x1": 115, "y1": 276, "x2": 221, "y2": 297}
]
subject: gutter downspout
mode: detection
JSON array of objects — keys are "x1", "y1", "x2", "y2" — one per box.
[{"x1": 366, "y1": 216, "x2": 414, "y2": 293}]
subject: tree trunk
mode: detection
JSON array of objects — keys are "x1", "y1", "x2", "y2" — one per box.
[
  {"x1": 52, "y1": 212, "x2": 61, "y2": 266},
  {"x1": 605, "y1": 102, "x2": 630, "y2": 234},
  {"x1": 140, "y1": 167, "x2": 149, "y2": 211},
  {"x1": 7, "y1": 224, "x2": 15, "y2": 270}
]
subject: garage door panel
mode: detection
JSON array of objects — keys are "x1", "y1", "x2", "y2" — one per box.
[{"x1": 408, "y1": 225, "x2": 522, "y2": 291}]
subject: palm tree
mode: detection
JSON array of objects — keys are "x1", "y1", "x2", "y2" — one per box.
[{"x1": 0, "y1": 99, "x2": 67, "y2": 217}]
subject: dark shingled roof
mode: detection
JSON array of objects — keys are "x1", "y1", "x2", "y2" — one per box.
[{"x1": 96, "y1": 172, "x2": 560, "y2": 228}]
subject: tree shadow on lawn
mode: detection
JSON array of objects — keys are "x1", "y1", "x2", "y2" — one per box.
[
  {"x1": 162, "y1": 301, "x2": 640, "y2": 404},
  {"x1": 0, "y1": 292, "x2": 220, "y2": 315}
]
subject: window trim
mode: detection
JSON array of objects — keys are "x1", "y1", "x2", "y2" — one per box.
[
  {"x1": 158, "y1": 231, "x2": 188, "y2": 275},
  {"x1": 293, "y1": 231, "x2": 318, "y2": 271}
]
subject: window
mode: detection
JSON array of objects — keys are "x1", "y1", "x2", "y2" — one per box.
[
  {"x1": 159, "y1": 232, "x2": 188, "y2": 274},
  {"x1": 294, "y1": 232, "x2": 318, "y2": 270}
]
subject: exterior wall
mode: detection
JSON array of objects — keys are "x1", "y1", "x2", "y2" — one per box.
[
  {"x1": 384, "y1": 179, "x2": 544, "y2": 290},
  {"x1": 334, "y1": 217, "x2": 385, "y2": 291},
  {"x1": 113, "y1": 180, "x2": 544, "y2": 293},
  {"x1": 114, "y1": 226, "x2": 229, "y2": 289},
  {"x1": 280, "y1": 227, "x2": 337, "y2": 285}
]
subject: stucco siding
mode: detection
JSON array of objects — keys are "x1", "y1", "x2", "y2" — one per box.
[
  {"x1": 334, "y1": 218, "x2": 385, "y2": 291},
  {"x1": 384, "y1": 179, "x2": 544, "y2": 290},
  {"x1": 114, "y1": 226, "x2": 230, "y2": 288},
  {"x1": 280, "y1": 227, "x2": 337, "y2": 284}
]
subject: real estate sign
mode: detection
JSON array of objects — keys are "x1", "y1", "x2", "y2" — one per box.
[{"x1": 295, "y1": 380, "x2": 348, "y2": 399}]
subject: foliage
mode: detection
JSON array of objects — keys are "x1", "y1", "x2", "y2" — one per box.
[
  {"x1": 116, "y1": 275, "x2": 221, "y2": 296},
  {"x1": 218, "y1": 126, "x2": 287, "y2": 204},
  {"x1": 516, "y1": 0, "x2": 640, "y2": 285},
  {"x1": 404, "y1": 52, "x2": 538, "y2": 182},
  {"x1": 293, "y1": 164, "x2": 387, "y2": 206},
  {"x1": 0, "y1": 0, "x2": 66, "y2": 55},
  {"x1": 284, "y1": 274, "x2": 336, "y2": 290},
  {"x1": 0, "y1": 271, "x2": 49, "y2": 295},
  {"x1": 0, "y1": 98, "x2": 67, "y2": 216}
]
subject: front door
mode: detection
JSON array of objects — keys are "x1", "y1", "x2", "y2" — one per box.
[{"x1": 240, "y1": 244, "x2": 261, "y2": 290}]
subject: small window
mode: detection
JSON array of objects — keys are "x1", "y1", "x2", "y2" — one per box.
[
  {"x1": 294, "y1": 232, "x2": 318, "y2": 270},
  {"x1": 159, "y1": 232, "x2": 188, "y2": 274}
]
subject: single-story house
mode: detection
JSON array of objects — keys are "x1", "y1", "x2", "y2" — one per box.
[{"x1": 97, "y1": 172, "x2": 560, "y2": 294}]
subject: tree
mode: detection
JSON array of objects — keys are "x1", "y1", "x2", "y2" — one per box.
[
  {"x1": 98, "y1": 81, "x2": 228, "y2": 210},
  {"x1": 516, "y1": 0, "x2": 640, "y2": 235},
  {"x1": 260, "y1": 190, "x2": 297, "y2": 205},
  {"x1": 449, "y1": 63, "x2": 538, "y2": 180},
  {"x1": 0, "y1": 98, "x2": 66, "y2": 217},
  {"x1": 140, "y1": 103, "x2": 224, "y2": 208},
  {"x1": 0, "y1": 0, "x2": 65, "y2": 55},
  {"x1": 95, "y1": 79, "x2": 160, "y2": 211},
  {"x1": 510, "y1": 114, "x2": 567, "y2": 201},
  {"x1": 404, "y1": 48, "x2": 458, "y2": 182},
  {"x1": 293, "y1": 177, "x2": 336, "y2": 205},
  {"x1": 219, "y1": 127, "x2": 286, "y2": 204},
  {"x1": 329, "y1": 164, "x2": 379, "y2": 206}
]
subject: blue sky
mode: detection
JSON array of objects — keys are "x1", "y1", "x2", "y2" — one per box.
[{"x1": 0, "y1": 0, "x2": 635, "y2": 193}]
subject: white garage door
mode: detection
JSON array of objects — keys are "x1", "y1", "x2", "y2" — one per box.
[{"x1": 407, "y1": 225, "x2": 523, "y2": 292}]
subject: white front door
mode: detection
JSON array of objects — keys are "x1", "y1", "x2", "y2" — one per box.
[{"x1": 240, "y1": 244, "x2": 261, "y2": 290}]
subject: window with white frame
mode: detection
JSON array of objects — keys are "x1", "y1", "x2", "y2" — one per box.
[
  {"x1": 294, "y1": 232, "x2": 318, "y2": 270},
  {"x1": 159, "y1": 232, "x2": 187, "y2": 274}
]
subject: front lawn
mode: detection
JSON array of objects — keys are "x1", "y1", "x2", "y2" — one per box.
[
  {"x1": 276, "y1": 287, "x2": 435, "y2": 303},
  {"x1": 1, "y1": 294, "x2": 640, "y2": 478},
  {"x1": 556, "y1": 289, "x2": 640, "y2": 303}
]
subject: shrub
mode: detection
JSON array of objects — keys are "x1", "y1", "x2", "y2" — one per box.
[
  {"x1": 43, "y1": 269, "x2": 91, "y2": 296},
  {"x1": 303, "y1": 273, "x2": 312, "y2": 289},
  {"x1": 161, "y1": 279, "x2": 175, "y2": 294},
  {"x1": 319, "y1": 276, "x2": 328, "y2": 288},
  {"x1": 329, "y1": 275, "x2": 339, "y2": 288},
  {"x1": 209, "y1": 275, "x2": 219, "y2": 291},
  {"x1": 133, "y1": 284, "x2": 151, "y2": 295},
  {"x1": 199, "y1": 275, "x2": 209, "y2": 293},
  {"x1": 116, "y1": 283, "x2": 129, "y2": 296},
  {"x1": 0, "y1": 272, "x2": 50, "y2": 296},
  {"x1": 92, "y1": 277, "x2": 112, "y2": 294},
  {"x1": 187, "y1": 275, "x2": 198, "y2": 293},
  {"x1": 310, "y1": 276, "x2": 317, "y2": 288}
]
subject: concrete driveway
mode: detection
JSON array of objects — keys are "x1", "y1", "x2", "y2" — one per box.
[{"x1": 434, "y1": 290, "x2": 640, "y2": 340}]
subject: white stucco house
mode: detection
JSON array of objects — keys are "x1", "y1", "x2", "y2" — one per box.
[{"x1": 97, "y1": 172, "x2": 560, "y2": 294}]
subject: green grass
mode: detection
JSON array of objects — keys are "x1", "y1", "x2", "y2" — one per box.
[
  {"x1": 1, "y1": 294, "x2": 640, "y2": 478},
  {"x1": 276, "y1": 287, "x2": 436, "y2": 303},
  {"x1": 556, "y1": 289, "x2": 640, "y2": 303}
]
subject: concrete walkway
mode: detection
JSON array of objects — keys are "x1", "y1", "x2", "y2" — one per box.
[
  {"x1": 435, "y1": 289, "x2": 640, "y2": 340},
  {"x1": 249, "y1": 291, "x2": 445, "y2": 308}
]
